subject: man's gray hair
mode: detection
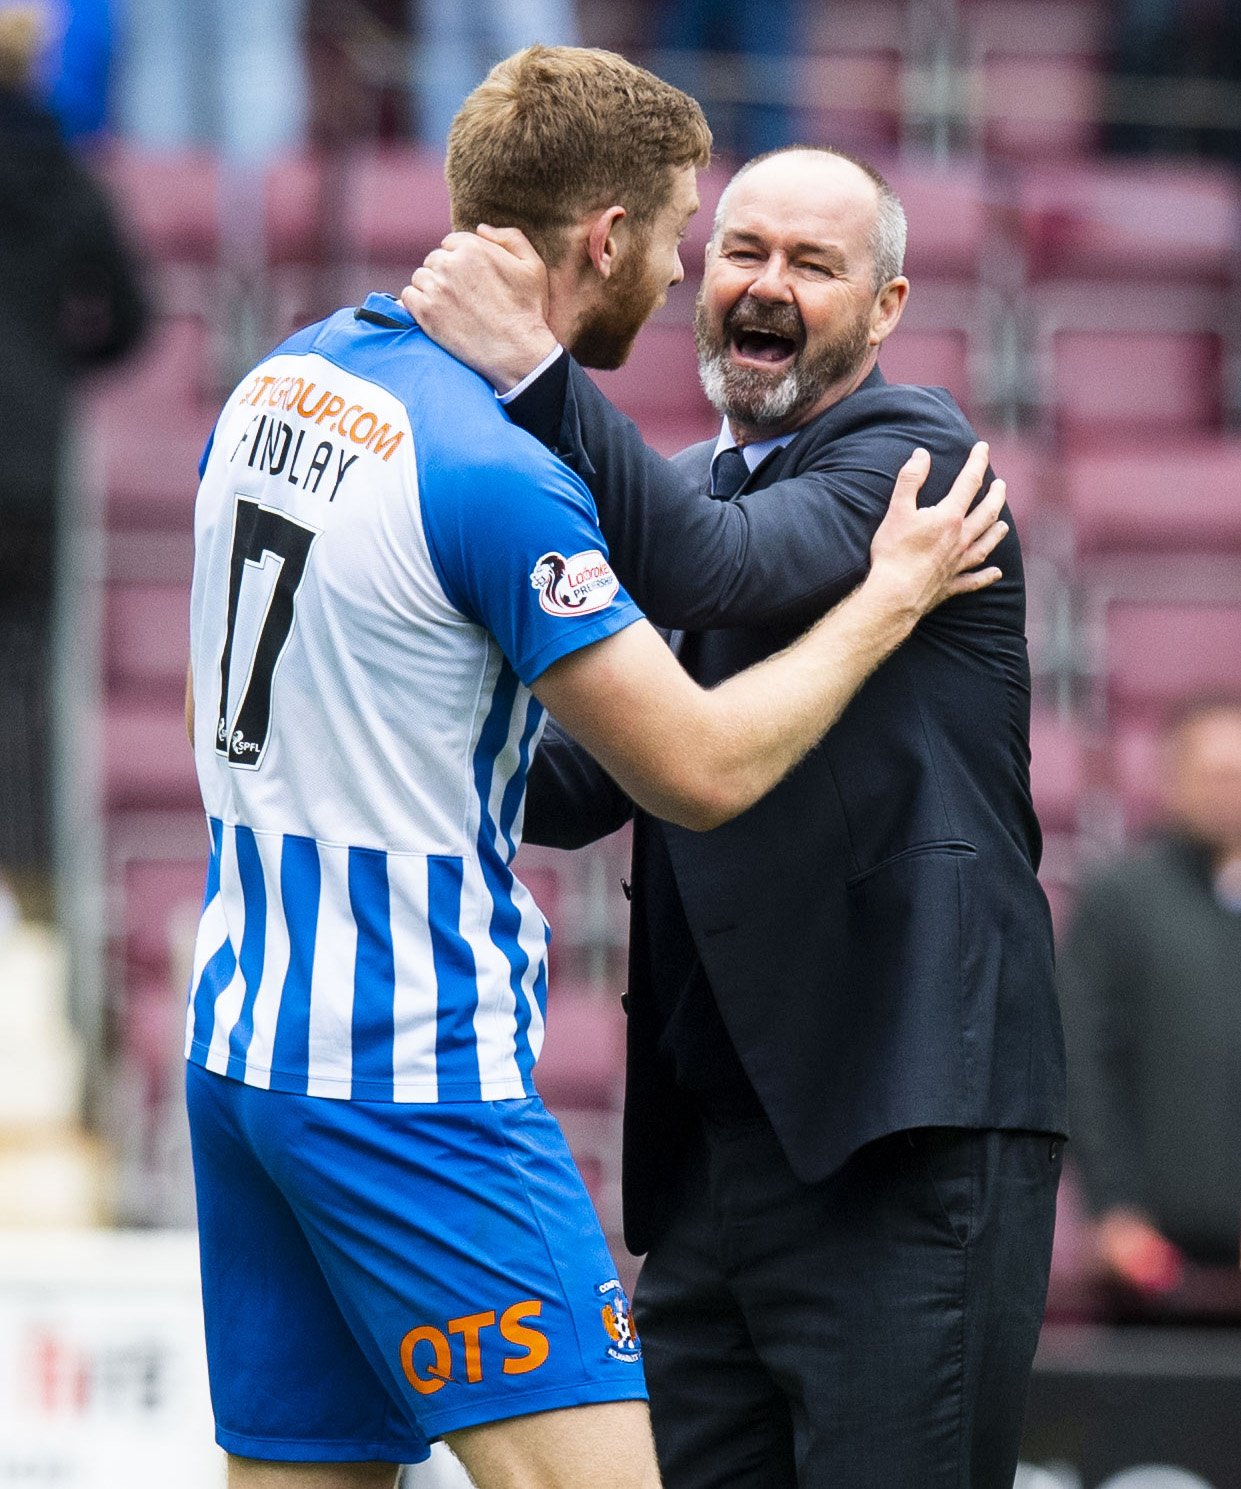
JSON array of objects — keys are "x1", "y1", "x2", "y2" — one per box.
[{"x1": 711, "y1": 146, "x2": 907, "y2": 293}]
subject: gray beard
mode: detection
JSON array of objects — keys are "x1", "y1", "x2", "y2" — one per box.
[
  {"x1": 697, "y1": 350, "x2": 814, "y2": 428},
  {"x1": 694, "y1": 302, "x2": 873, "y2": 434}
]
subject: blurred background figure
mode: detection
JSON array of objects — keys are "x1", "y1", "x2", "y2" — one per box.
[
  {"x1": 1104, "y1": 0, "x2": 1241, "y2": 164},
  {"x1": 0, "y1": 3, "x2": 144, "y2": 916},
  {"x1": 113, "y1": 0, "x2": 307, "y2": 163},
  {"x1": 651, "y1": 0, "x2": 801, "y2": 158},
  {"x1": 1059, "y1": 698, "x2": 1241, "y2": 1299},
  {"x1": 412, "y1": 0, "x2": 581, "y2": 145},
  {"x1": 4, "y1": 0, "x2": 114, "y2": 140}
]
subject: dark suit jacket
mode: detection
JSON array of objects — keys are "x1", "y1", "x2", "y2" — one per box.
[{"x1": 513, "y1": 354, "x2": 1067, "y2": 1254}]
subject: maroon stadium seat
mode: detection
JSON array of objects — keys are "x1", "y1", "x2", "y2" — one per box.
[
  {"x1": 1093, "y1": 604, "x2": 1241, "y2": 829},
  {"x1": 89, "y1": 316, "x2": 213, "y2": 531},
  {"x1": 536, "y1": 986, "x2": 625, "y2": 1227},
  {"x1": 535, "y1": 987, "x2": 626, "y2": 1113},
  {"x1": 803, "y1": 0, "x2": 905, "y2": 151},
  {"x1": 1017, "y1": 160, "x2": 1241, "y2": 282},
  {"x1": 878, "y1": 328, "x2": 971, "y2": 411},
  {"x1": 1018, "y1": 162, "x2": 1240, "y2": 439},
  {"x1": 882, "y1": 159, "x2": 991, "y2": 281},
  {"x1": 981, "y1": 53, "x2": 1102, "y2": 159},
  {"x1": 803, "y1": 50, "x2": 903, "y2": 154},
  {"x1": 1109, "y1": 717, "x2": 1165, "y2": 831},
  {"x1": 1049, "y1": 328, "x2": 1222, "y2": 441},
  {"x1": 980, "y1": 436, "x2": 1049, "y2": 527},
  {"x1": 96, "y1": 144, "x2": 221, "y2": 263},
  {"x1": 341, "y1": 144, "x2": 452, "y2": 268},
  {"x1": 1064, "y1": 440, "x2": 1241, "y2": 557},
  {"x1": 1106, "y1": 602, "x2": 1241, "y2": 719},
  {"x1": 964, "y1": 0, "x2": 1107, "y2": 159},
  {"x1": 588, "y1": 323, "x2": 719, "y2": 454},
  {"x1": 263, "y1": 150, "x2": 328, "y2": 266},
  {"x1": 123, "y1": 853, "x2": 209, "y2": 980},
  {"x1": 97, "y1": 412, "x2": 214, "y2": 530},
  {"x1": 1029, "y1": 708, "x2": 1087, "y2": 833},
  {"x1": 88, "y1": 314, "x2": 212, "y2": 419},
  {"x1": 104, "y1": 704, "x2": 200, "y2": 810},
  {"x1": 678, "y1": 162, "x2": 731, "y2": 280},
  {"x1": 106, "y1": 585, "x2": 191, "y2": 701}
]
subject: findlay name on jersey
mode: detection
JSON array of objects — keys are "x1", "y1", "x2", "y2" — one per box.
[{"x1": 227, "y1": 369, "x2": 408, "y2": 503}]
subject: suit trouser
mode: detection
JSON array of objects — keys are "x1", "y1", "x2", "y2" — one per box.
[{"x1": 632, "y1": 1112, "x2": 1062, "y2": 1489}]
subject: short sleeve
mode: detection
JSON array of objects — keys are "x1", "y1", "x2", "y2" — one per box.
[{"x1": 418, "y1": 431, "x2": 644, "y2": 686}]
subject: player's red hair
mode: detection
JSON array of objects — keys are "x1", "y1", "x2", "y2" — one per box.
[{"x1": 446, "y1": 45, "x2": 712, "y2": 266}]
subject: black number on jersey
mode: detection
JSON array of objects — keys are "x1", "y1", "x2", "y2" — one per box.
[{"x1": 216, "y1": 497, "x2": 318, "y2": 768}]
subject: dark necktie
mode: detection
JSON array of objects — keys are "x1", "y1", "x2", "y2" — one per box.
[{"x1": 710, "y1": 445, "x2": 750, "y2": 498}]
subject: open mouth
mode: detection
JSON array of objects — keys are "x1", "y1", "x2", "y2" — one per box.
[{"x1": 728, "y1": 327, "x2": 800, "y2": 369}]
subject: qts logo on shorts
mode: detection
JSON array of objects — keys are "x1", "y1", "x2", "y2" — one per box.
[
  {"x1": 597, "y1": 1279, "x2": 642, "y2": 1363},
  {"x1": 399, "y1": 1300, "x2": 549, "y2": 1395},
  {"x1": 530, "y1": 550, "x2": 619, "y2": 617}
]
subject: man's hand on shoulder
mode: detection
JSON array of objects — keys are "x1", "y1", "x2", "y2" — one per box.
[
  {"x1": 859, "y1": 441, "x2": 1007, "y2": 629},
  {"x1": 401, "y1": 226, "x2": 558, "y2": 393}
]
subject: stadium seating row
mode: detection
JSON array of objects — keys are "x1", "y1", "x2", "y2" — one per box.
[
  {"x1": 90, "y1": 140, "x2": 1241, "y2": 443},
  {"x1": 97, "y1": 144, "x2": 1240, "y2": 283}
]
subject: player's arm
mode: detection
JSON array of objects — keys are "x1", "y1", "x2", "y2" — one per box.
[{"x1": 534, "y1": 445, "x2": 1005, "y2": 831}]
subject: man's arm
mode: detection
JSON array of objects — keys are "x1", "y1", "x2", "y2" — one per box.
[
  {"x1": 524, "y1": 717, "x2": 634, "y2": 849},
  {"x1": 403, "y1": 230, "x2": 996, "y2": 633},
  {"x1": 532, "y1": 444, "x2": 1005, "y2": 831}
]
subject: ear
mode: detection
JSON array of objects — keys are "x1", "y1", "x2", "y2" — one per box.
[
  {"x1": 869, "y1": 277, "x2": 909, "y2": 347},
  {"x1": 584, "y1": 205, "x2": 628, "y2": 280}
]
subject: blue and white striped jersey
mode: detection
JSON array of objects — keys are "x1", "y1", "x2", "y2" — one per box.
[{"x1": 185, "y1": 294, "x2": 641, "y2": 1102}]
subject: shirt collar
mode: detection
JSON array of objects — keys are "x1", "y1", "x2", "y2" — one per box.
[
  {"x1": 356, "y1": 291, "x2": 417, "y2": 330},
  {"x1": 711, "y1": 419, "x2": 797, "y2": 473}
]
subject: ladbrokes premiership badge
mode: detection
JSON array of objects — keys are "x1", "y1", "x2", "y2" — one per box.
[
  {"x1": 595, "y1": 1279, "x2": 642, "y2": 1362},
  {"x1": 530, "y1": 550, "x2": 619, "y2": 616}
]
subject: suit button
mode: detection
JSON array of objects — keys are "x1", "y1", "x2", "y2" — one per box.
[
  {"x1": 1049, "y1": 1138, "x2": 1062, "y2": 1163},
  {"x1": 620, "y1": 994, "x2": 629, "y2": 1014}
]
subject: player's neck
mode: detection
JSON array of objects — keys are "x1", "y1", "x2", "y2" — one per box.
[{"x1": 544, "y1": 260, "x2": 593, "y2": 351}]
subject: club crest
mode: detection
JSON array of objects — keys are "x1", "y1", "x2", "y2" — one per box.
[{"x1": 595, "y1": 1279, "x2": 642, "y2": 1362}]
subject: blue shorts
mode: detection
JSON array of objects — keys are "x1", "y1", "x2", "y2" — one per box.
[{"x1": 186, "y1": 1062, "x2": 646, "y2": 1463}]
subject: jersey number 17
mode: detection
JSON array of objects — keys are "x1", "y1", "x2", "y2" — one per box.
[{"x1": 216, "y1": 496, "x2": 318, "y2": 769}]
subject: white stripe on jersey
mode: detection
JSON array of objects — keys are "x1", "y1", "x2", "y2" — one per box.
[
  {"x1": 306, "y1": 842, "x2": 357, "y2": 1098},
  {"x1": 203, "y1": 829, "x2": 248, "y2": 1077},
  {"x1": 239, "y1": 831, "x2": 291, "y2": 1091}
]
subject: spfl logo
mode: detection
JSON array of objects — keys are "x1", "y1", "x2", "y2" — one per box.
[
  {"x1": 530, "y1": 550, "x2": 619, "y2": 617},
  {"x1": 596, "y1": 1279, "x2": 642, "y2": 1363}
]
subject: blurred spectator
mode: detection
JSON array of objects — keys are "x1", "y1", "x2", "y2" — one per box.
[
  {"x1": 113, "y1": 0, "x2": 307, "y2": 163},
  {"x1": 412, "y1": 0, "x2": 581, "y2": 145},
  {"x1": 1, "y1": 0, "x2": 113, "y2": 139},
  {"x1": 1059, "y1": 698, "x2": 1241, "y2": 1297},
  {"x1": 1105, "y1": 0, "x2": 1241, "y2": 163},
  {"x1": 0, "y1": 6, "x2": 145, "y2": 901},
  {"x1": 652, "y1": 0, "x2": 800, "y2": 159}
]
